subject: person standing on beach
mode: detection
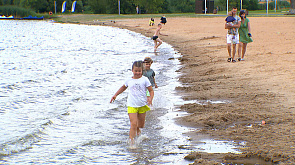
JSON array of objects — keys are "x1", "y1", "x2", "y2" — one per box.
[
  {"x1": 152, "y1": 23, "x2": 168, "y2": 51},
  {"x1": 225, "y1": 7, "x2": 241, "y2": 63},
  {"x1": 237, "y1": 10, "x2": 253, "y2": 61},
  {"x1": 110, "y1": 61, "x2": 154, "y2": 148}
]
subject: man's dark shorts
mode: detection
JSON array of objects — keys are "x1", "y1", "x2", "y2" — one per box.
[{"x1": 152, "y1": 36, "x2": 158, "y2": 40}]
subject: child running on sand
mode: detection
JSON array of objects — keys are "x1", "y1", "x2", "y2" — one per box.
[
  {"x1": 110, "y1": 61, "x2": 154, "y2": 148},
  {"x1": 143, "y1": 57, "x2": 158, "y2": 89},
  {"x1": 152, "y1": 23, "x2": 168, "y2": 51}
]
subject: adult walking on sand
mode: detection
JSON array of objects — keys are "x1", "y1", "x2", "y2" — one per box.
[
  {"x1": 237, "y1": 10, "x2": 253, "y2": 61},
  {"x1": 225, "y1": 7, "x2": 241, "y2": 63}
]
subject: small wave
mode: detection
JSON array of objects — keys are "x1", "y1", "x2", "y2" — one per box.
[
  {"x1": 41, "y1": 120, "x2": 54, "y2": 126},
  {"x1": 0, "y1": 130, "x2": 44, "y2": 157},
  {"x1": 0, "y1": 96, "x2": 8, "y2": 97},
  {"x1": 56, "y1": 89, "x2": 68, "y2": 95},
  {"x1": 2, "y1": 84, "x2": 21, "y2": 90},
  {"x1": 0, "y1": 120, "x2": 53, "y2": 158},
  {"x1": 82, "y1": 140, "x2": 123, "y2": 147},
  {"x1": 77, "y1": 48, "x2": 89, "y2": 51},
  {"x1": 21, "y1": 80, "x2": 39, "y2": 84}
]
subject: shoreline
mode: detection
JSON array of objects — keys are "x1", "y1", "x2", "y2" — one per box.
[{"x1": 57, "y1": 16, "x2": 295, "y2": 164}]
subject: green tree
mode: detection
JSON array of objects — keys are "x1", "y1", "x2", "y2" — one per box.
[
  {"x1": 167, "y1": 0, "x2": 195, "y2": 13},
  {"x1": 214, "y1": 0, "x2": 259, "y2": 11},
  {"x1": 88, "y1": 0, "x2": 107, "y2": 13},
  {"x1": 241, "y1": 0, "x2": 259, "y2": 10},
  {"x1": 30, "y1": 0, "x2": 49, "y2": 13},
  {"x1": 160, "y1": 0, "x2": 170, "y2": 13},
  {"x1": 1, "y1": 0, "x2": 13, "y2": 5},
  {"x1": 133, "y1": 0, "x2": 165, "y2": 13}
]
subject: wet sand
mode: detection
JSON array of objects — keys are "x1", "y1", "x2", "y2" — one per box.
[{"x1": 62, "y1": 15, "x2": 295, "y2": 164}]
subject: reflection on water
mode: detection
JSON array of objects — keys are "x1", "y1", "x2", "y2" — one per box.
[{"x1": 0, "y1": 20, "x2": 241, "y2": 164}]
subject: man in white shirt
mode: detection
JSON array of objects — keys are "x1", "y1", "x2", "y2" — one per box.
[{"x1": 225, "y1": 7, "x2": 241, "y2": 63}]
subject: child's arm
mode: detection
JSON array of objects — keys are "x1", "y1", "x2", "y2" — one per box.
[
  {"x1": 153, "y1": 77, "x2": 158, "y2": 88},
  {"x1": 110, "y1": 85, "x2": 127, "y2": 103},
  {"x1": 147, "y1": 86, "x2": 154, "y2": 105},
  {"x1": 159, "y1": 31, "x2": 168, "y2": 36}
]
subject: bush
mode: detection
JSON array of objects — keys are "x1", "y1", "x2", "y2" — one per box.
[{"x1": 0, "y1": 5, "x2": 37, "y2": 17}]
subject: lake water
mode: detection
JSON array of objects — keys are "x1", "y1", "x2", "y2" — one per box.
[
  {"x1": 0, "y1": 20, "x2": 197, "y2": 164},
  {"x1": 0, "y1": 20, "x2": 242, "y2": 164}
]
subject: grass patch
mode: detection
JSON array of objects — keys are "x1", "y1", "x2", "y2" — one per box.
[
  {"x1": 0, "y1": 5, "x2": 37, "y2": 18},
  {"x1": 53, "y1": 10, "x2": 294, "y2": 24}
]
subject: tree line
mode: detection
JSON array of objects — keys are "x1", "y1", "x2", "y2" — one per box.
[
  {"x1": 0, "y1": 0, "x2": 195, "y2": 14},
  {"x1": 0, "y1": 0, "x2": 293, "y2": 15}
]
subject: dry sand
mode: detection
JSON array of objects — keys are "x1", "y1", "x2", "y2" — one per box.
[{"x1": 66, "y1": 15, "x2": 295, "y2": 164}]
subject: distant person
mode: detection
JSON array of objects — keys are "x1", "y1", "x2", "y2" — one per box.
[
  {"x1": 110, "y1": 61, "x2": 154, "y2": 148},
  {"x1": 237, "y1": 10, "x2": 253, "y2": 61},
  {"x1": 160, "y1": 15, "x2": 167, "y2": 25},
  {"x1": 152, "y1": 23, "x2": 168, "y2": 51},
  {"x1": 149, "y1": 18, "x2": 155, "y2": 26},
  {"x1": 225, "y1": 7, "x2": 241, "y2": 63},
  {"x1": 143, "y1": 57, "x2": 158, "y2": 89}
]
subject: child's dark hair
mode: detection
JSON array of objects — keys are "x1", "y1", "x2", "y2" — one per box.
[
  {"x1": 132, "y1": 61, "x2": 143, "y2": 70},
  {"x1": 143, "y1": 57, "x2": 153, "y2": 64}
]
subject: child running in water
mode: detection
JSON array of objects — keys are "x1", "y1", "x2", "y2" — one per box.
[
  {"x1": 143, "y1": 57, "x2": 158, "y2": 89},
  {"x1": 152, "y1": 23, "x2": 168, "y2": 51},
  {"x1": 110, "y1": 61, "x2": 154, "y2": 148}
]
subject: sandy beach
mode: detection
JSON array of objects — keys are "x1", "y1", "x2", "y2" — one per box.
[{"x1": 62, "y1": 15, "x2": 295, "y2": 164}]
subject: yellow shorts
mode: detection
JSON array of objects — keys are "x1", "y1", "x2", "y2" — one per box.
[{"x1": 127, "y1": 105, "x2": 150, "y2": 114}]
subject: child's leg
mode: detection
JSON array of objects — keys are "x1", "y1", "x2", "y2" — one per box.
[
  {"x1": 157, "y1": 38, "x2": 163, "y2": 47},
  {"x1": 137, "y1": 112, "x2": 146, "y2": 136},
  {"x1": 155, "y1": 38, "x2": 162, "y2": 50},
  {"x1": 128, "y1": 113, "x2": 138, "y2": 140},
  {"x1": 154, "y1": 40, "x2": 158, "y2": 50}
]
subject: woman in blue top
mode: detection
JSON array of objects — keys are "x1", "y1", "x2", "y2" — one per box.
[{"x1": 238, "y1": 10, "x2": 253, "y2": 61}]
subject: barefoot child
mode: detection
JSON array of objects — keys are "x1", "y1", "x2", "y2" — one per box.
[
  {"x1": 143, "y1": 57, "x2": 158, "y2": 89},
  {"x1": 152, "y1": 23, "x2": 168, "y2": 51},
  {"x1": 110, "y1": 61, "x2": 154, "y2": 147}
]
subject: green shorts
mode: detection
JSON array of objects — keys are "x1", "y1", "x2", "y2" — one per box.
[
  {"x1": 146, "y1": 90, "x2": 150, "y2": 97},
  {"x1": 127, "y1": 105, "x2": 150, "y2": 114}
]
